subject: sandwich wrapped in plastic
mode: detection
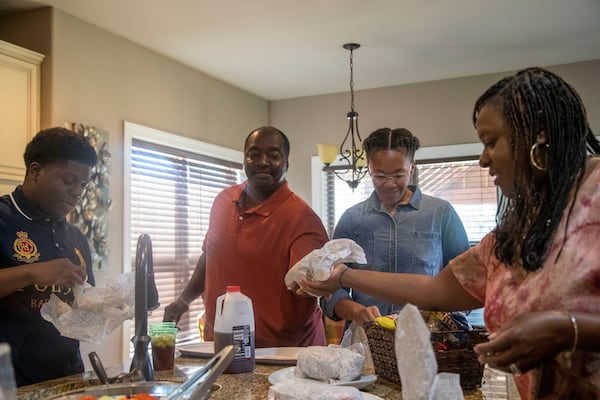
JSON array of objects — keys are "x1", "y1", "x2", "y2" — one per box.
[
  {"x1": 40, "y1": 272, "x2": 134, "y2": 343},
  {"x1": 340, "y1": 321, "x2": 375, "y2": 375},
  {"x1": 268, "y1": 381, "x2": 364, "y2": 400},
  {"x1": 284, "y1": 239, "x2": 366, "y2": 292},
  {"x1": 295, "y1": 344, "x2": 366, "y2": 383},
  {"x1": 430, "y1": 373, "x2": 465, "y2": 400},
  {"x1": 394, "y1": 304, "x2": 464, "y2": 400}
]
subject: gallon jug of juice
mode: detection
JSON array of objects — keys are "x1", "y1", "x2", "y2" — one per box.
[{"x1": 213, "y1": 285, "x2": 255, "y2": 373}]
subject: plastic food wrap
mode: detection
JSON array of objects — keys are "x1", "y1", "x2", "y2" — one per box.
[
  {"x1": 268, "y1": 381, "x2": 364, "y2": 400},
  {"x1": 284, "y1": 239, "x2": 366, "y2": 292},
  {"x1": 394, "y1": 304, "x2": 438, "y2": 400},
  {"x1": 295, "y1": 344, "x2": 366, "y2": 383},
  {"x1": 40, "y1": 273, "x2": 134, "y2": 343}
]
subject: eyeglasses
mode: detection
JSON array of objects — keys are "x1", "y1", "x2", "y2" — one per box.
[{"x1": 370, "y1": 173, "x2": 408, "y2": 184}]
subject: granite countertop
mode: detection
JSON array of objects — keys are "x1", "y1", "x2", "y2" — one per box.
[{"x1": 17, "y1": 354, "x2": 519, "y2": 400}]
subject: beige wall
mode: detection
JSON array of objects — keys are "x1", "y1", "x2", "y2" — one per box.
[{"x1": 271, "y1": 59, "x2": 600, "y2": 202}]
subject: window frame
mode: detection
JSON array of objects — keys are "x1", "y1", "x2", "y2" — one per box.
[{"x1": 122, "y1": 121, "x2": 243, "y2": 362}]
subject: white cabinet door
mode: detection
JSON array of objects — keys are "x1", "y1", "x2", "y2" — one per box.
[{"x1": 0, "y1": 40, "x2": 44, "y2": 194}]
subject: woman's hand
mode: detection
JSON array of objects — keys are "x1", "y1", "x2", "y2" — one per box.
[
  {"x1": 353, "y1": 305, "x2": 382, "y2": 329},
  {"x1": 300, "y1": 264, "x2": 348, "y2": 298},
  {"x1": 474, "y1": 311, "x2": 574, "y2": 374}
]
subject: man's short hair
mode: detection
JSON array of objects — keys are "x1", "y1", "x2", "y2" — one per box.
[
  {"x1": 23, "y1": 127, "x2": 98, "y2": 171},
  {"x1": 244, "y1": 126, "x2": 290, "y2": 158}
]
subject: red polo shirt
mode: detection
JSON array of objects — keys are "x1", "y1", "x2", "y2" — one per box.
[{"x1": 203, "y1": 181, "x2": 328, "y2": 347}]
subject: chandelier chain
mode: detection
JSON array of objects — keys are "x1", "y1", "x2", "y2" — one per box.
[
  {"x1": 349, "y1": 48, "x2": 355, "y2": 112},
  {"x1": 317, "y1": 43, "x2": 366, "y2": 191}
]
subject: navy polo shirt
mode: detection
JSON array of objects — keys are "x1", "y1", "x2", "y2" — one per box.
[{"x1": 0, "y1": 186, "x2": 95, "y2": 386}]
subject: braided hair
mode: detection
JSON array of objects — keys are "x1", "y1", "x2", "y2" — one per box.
[
  {"x1": 363, "y1": 127, "x2": 420, "y2": 161},
  {"x1": 473, "y1": 67, "x2": 600, "y2": 271}
]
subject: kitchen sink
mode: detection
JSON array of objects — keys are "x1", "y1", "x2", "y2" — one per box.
[{"x1": 46, "y1": 381, "x2": 222, "y2": 400}]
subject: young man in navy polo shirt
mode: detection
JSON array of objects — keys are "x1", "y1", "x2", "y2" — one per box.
[{"x1": 0, "y1": 127, "x2": 97, "y2": 386}]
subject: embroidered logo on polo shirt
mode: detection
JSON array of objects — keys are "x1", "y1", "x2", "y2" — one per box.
[{"x1": 13, "y1": 231, "x2": 40, "y2": 263}]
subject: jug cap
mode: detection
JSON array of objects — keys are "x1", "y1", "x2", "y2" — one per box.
[{"x1": 226, "y1": 286, "x2": 240, "y2": 292}]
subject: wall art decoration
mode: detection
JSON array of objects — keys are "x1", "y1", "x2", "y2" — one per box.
[{"x1": 68, "y1": 123, "x2": 112, "y2": 270}]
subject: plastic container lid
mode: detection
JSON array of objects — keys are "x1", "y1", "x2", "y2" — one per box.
[{"x1": 226, "y1": 286, "x2": 240, "y2": 292}]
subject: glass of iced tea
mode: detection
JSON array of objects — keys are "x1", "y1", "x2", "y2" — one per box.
[{"x1": 149, "y1": 322, "x2": 177, "y2": 371}]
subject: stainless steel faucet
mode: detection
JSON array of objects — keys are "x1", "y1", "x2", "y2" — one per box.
[{"x1": 129, "y1": 233, "x2": 160, "y2": 381}]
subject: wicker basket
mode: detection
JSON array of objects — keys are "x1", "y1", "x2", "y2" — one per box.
[{"x1": 365, "y1": 323, "x2": 488, "y2": 390}]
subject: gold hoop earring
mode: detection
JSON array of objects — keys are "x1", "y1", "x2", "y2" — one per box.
[{"x1": 529, "y1": 142, "x2": 549, "y2": 171}]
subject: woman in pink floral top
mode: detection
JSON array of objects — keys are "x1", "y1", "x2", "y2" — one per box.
[{"x1": 303, "y1": 67, "x2": 600, "y2": 399}]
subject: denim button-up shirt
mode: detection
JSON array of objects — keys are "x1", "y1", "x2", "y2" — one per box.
[{"x1": 322, "y1": 186, "x2": 469, "y2": 320}]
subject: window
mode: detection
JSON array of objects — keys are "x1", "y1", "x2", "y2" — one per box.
[
  {"x1": 417, "y1": 159, "x2": 497, "y2": 244},
  {"x1": 124, "y1": 122, "x2": 244, "y2": 352},
  {"x1": 311, "y1": 143, "x2": 497, "y2": 243}
]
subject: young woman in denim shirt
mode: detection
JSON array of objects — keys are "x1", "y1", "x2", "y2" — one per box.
[{"x1": 321, "y1": 127, "x2": 470, "y2": 329}]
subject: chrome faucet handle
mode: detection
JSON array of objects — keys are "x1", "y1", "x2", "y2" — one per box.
[
  {"x1": 111, "y1": 368, "x2": 144, "y2": 383},
  {"x1": 88, "y1": 351, "x2": 145, "y2": 385},
  {"x1": 88, "y1": 352, "x2": 109, "y2": 385}
]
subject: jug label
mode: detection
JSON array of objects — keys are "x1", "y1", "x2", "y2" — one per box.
[{"x1": 232, "y1": 325, "x2": 251, "y2": 360}]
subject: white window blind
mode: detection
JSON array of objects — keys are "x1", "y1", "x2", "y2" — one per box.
[
  {"x1": 418, "y1": 159, "x2": 497, "y2": 243},
  {"x1": 320, "y1": 171, "x2": 373, "y2": 237},
  {"x1": 320, "y1": 159, "x2": 497, "y2": 243},
  {"x1": 129, "y1": 139, "x2": 243, "y2": 343}
]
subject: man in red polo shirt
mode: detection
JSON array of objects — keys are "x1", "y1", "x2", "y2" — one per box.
[{"x1": 164, "y1": 126, "x2": 328, "y2": 347}]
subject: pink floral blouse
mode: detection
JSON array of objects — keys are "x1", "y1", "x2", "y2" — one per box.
[{"x1": 450, "y1": 158, "x2": 600, "y2": 399}]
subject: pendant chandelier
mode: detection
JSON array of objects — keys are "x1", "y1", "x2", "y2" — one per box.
[{"x1": 316, "y1": 43, "x2": 367, "y2": 190}]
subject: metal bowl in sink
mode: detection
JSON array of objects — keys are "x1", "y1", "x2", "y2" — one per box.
[
  {"x1": 57, "y1": 345, "x2": 236, "y2": 400},
  {"x1": 46, "y1": 381, "x2": 222, "y2": 400}
]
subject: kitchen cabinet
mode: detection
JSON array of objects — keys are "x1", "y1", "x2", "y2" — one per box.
[{"x1": 0, "y1": 39, "x2": 44, "y2": 194}]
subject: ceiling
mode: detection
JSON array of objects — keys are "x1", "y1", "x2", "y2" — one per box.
[{"x1": 2, "y1": 0, "x2": 600, "y2": 100}]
